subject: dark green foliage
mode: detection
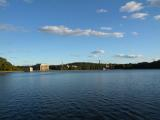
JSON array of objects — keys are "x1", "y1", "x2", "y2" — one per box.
[
  {"x1": 110, "y1": 60, "x2": 160, "y2": 69},
  {"x1": 1, "y1": 57, "x2": 160, "y2": 71},
  {"x1": 0, "y1": 57, "x2": 14, "y2": 71},
  {"x1": 0, "y1": 57, "x2": 23, "y2": 71},
  {"x1": 50, "y1": 60, "x2": 160, "y2": 70}
]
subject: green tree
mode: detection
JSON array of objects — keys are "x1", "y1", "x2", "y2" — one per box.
[{"x1": 0, "y1": 57, "x2": 14, "y2": 71}]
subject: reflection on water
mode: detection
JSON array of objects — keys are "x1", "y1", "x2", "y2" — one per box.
[{"x1": 0, "y1": 70, "x2": 160, "y2": 120}]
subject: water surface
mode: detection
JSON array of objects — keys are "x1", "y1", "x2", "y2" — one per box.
[{"x1": 0, "y1": 70, "x2": 160, "y2": 120}]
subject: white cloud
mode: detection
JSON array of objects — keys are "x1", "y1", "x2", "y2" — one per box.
[
  {"x1": 120, "y1": 1, "x2": 144, "y2": 13},
  {"x1": 154, "y1": 15, "x2": 160, "y2": 21},
  {"x1": 122, "y1": 16, "x2": 128, "y2": 19},
  {"x1": 0, "y1": 24, "x2": 18, "y2": 31},
  {"x1": 0, "y1": 24, "x2": 27, "y2": 32},
  {"x1": 40, "y1": 25, "x2": 124, "y2": 38},
  {"x1": 96, "y1": 9, "x2": 108, "y2": 13},
  {"x1": 132, "y1": 32, "x2": 139, "y2": 36},
  {"x1": 0, "y1": 0, "x2": 7, "y2": 7},
  {"x1": 152, "y1": 58, "x2": 160, "y2": 61},
  {"x1": 116, "y1": 54, "x2": 143, "y2": 58},
  {"x1": 100, "y1": 27, "x2": 112, "y2": 31},
  {"x1": 148, "y1": 0, "x2": 160, "y2": 7},
  {"x1": 131, "y1": 13, "x2": 149, "y2": 20},
  {"x1": 91, "y1": 50, "x2": 105, "y2": 55},
  {"x1": 0, "y1": 0, "x2": 32, "y2": 7},
  {"x1": 89, "y1": 50, "x2": 105, "y2": 58}
]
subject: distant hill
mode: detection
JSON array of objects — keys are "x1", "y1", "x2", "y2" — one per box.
[
  {"x1": 131, "y1": 60, "x2": 160, "y2": 69},
  {"x1": 113, "y1": 60, "x2": 160, "y2": 69},
  {"x1": 50, "y1": 60, "x2": 160, "y2": 70},
  {"x1": 1, "y1": 57, "x2": 160, "y2": 71},
  {"x1": 0, "y1": 57, "x2": 14, "y2": 71},
  {"x1": 0, "y1": 57, "x2": 22, "y2": 71}
]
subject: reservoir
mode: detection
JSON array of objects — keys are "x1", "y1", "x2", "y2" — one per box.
[{"x1": 0, "y1": 70, "x2": 160, "y2": 120}]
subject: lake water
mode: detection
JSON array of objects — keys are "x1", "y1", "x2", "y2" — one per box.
[{"x1": 0, "y1": 70, "x2": 160, "y2": 120}]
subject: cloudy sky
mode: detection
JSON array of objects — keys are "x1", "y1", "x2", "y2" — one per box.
[{"x1": 0, "y1": 0, "x2": 160, "y2": 65}]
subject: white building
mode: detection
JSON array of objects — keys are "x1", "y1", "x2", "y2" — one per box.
[{"x1": 40, "y1": 64, "x2": 49, "y2": 71}]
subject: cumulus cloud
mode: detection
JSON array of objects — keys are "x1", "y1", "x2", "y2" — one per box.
[
  {"x1": 0, "y1": 0, "x2": 7, "y2": 7},
  {"x1": 40, "y1": 25, "x2": 124, "y2": 38},
  {"x1": 0, "y1": 24, "x2": 27, "y2": 32},
  {"x1": 96, "y1": 9, "x2": 108, "y2": 13},
  {"x1": 148, "y1": 0, "x2": 160, "y2": 7},
  {"x1": 154, "y1": 15, "x2": 160, "y2": 21},
  {"x1": 131, "y1": 13, "x2": 149, "y2": 20},
  {"x1": 115, "y1": 54, "x2": 143, "y2": 58},
  {"x1": 120, "y1": 1, "x2": 144, "y2": 13},
  {"x1": 100, "y1": 27, "x2": 112, "y2": 31}
]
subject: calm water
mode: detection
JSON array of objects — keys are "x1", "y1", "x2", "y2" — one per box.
[{"x1": 0, "y1": 70, "x2": 160, "y2": 120}]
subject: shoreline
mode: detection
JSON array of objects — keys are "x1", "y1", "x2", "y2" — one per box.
[
  {"x1": 0, "y1": 71, "x2": 24, "y2": 73},
  {"x1": 1, "y1": 69, "x2": 160, "y2": 73}
]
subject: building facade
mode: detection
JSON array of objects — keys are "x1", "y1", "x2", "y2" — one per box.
[{"x1": 34, "y1": 64, "x2": 49, "y2": 72}]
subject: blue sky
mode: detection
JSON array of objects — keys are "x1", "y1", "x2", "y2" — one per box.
[{"x1": 0, "y1": 0, "x2": 160, "y2": 65}]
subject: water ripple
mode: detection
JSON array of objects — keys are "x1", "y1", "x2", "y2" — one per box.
[{"x1": 0, "y1": 70, "x2": 160, "y2": 120}]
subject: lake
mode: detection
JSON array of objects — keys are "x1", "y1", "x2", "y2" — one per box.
[{"x1": 0, "y1": 70, "x2": 160, "y2": 120}]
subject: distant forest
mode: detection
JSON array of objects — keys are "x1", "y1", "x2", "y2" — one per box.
[
  {"x1": 49, "y1": 60, "x2": 160, "y2": 70},
  {"x1": 0, "y1": 57, "x2": 160, "y2": 71}
]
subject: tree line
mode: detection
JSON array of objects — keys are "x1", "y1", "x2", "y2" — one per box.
[
  {"x1": 0, "y1": 57, "x2": 21, "y2": 71},
  {"x1": 1, "y1": 57, "x2": 160, "y2": 71},
  {"x1": 49, "y1": 60, "x2": 160, "y2": 70}
]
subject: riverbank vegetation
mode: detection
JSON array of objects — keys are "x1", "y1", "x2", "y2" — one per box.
[
  {"x1": 0, "y1": 57, "x2": 22, "y2": 71},
  {"x1": 1, "y1": 57, "x2": 160, "y2": 71},
  {"x1": 49, "y1": 60, "x2": 160, "y2": 70}
]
